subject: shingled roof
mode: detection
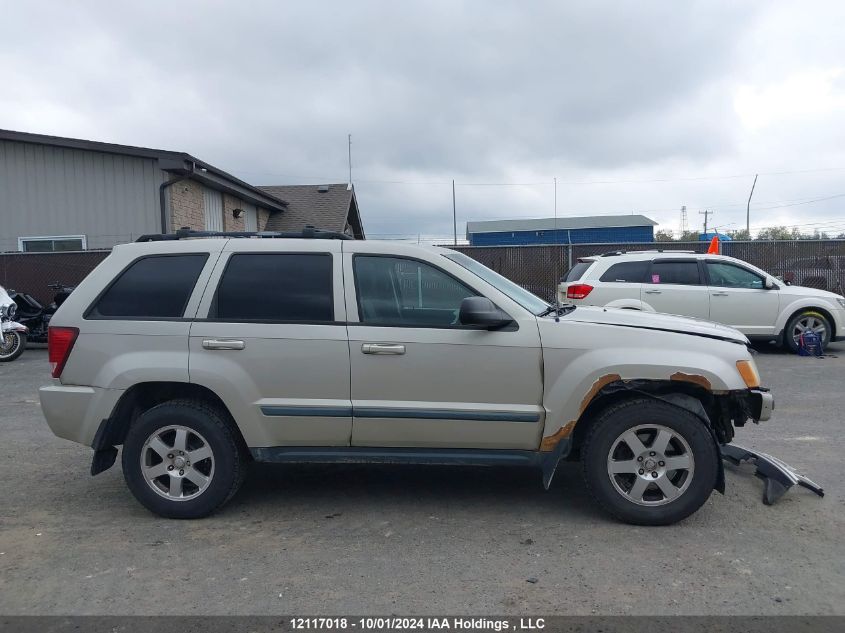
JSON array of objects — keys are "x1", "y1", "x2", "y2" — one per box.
[{"x1": 259, "y1": 183, "x2": 365, "y2": 239}]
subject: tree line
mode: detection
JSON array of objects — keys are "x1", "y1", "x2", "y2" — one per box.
[{"x1": 654, "y1": 227, "x2": 845, "y2": 242}]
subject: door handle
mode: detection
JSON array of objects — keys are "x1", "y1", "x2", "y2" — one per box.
[
  {"x1": 644, "y1": 289, "x2": 662, "y2": 294},
  {"x1": 361, "y1": 343, "x2": 406, "y2": 355},
  {"x1": 202, "y1": 339, "x2": 245, "y2": 350},
  {"x1": 711, "y1": 292, "x2": 729, "y2": 297}
]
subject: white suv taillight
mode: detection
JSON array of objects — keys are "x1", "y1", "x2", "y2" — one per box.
[
  {"x1": 48, "y1": 326, "x2": 79, "y2": 378},
  {"x1": 566, "y1": 284, "x2": 594, "y2": 300}
]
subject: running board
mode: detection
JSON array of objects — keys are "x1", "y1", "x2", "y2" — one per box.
[{"x1": 721, "y1": 444, "x2": 824, "y2": 505}]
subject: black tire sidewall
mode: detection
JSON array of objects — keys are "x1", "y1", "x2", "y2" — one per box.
[
  {"x1": 122, "y1": 402, "x2": 241, "y2": 519},
  {"x1": 582, "y1": 400, "x2": 719, "y2": 526},
  {"x1": 785, "y1": 311, "x2": 831, "y2": 352}
]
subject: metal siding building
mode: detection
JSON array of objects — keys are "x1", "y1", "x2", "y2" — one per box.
[
  {"x1": 0, "y1": 129, "x2": 290, "y2": 252},
  {"x1": 466, "y1": 215, "x2": 657, "y2": 246},
  {"x1": 0, "y1": 139, "x2": 164, "y2": 251}
]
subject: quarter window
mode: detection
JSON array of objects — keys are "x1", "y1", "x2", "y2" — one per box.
[
  {"x1": 354, "y1": 256, "x2": 477, "y2": 327},
  {"x1": 89, "y1": 254, "x2": 208, "y2": 319},
  {"x1": 214, "y1": 253, "x2": 333, "y2": 322},
  {"x1": 650, "y1": 260, "x2": 701, "y2": 285},
  {"x1": 706, "y1": 262, "x2": 764, "y2": 289},
  {"x1": 562, "y1": 262, "x2": 592, "y2": 282},
  {"x1": 599, "y1": 261, "x2": 649, "y2": 283}
]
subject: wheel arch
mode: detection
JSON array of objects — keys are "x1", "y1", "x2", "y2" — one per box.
[
  {"x1": 544, "y1": 379, "x2": 726, "y2": 493},
  {"x1": 91, "y1": 381, "x2": 248, "y2": 474},
  {"x1": 781, "y1": 305, "x2": 837, "y2": 341}
]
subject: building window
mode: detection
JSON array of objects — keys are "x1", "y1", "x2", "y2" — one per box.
[{"x1": 18, "y1": 235, "x2": 87, "y2": 252}]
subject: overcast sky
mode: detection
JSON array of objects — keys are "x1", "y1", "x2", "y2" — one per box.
[{"x1": 3, "y1": 1, "x2": 845, "y2": 239}]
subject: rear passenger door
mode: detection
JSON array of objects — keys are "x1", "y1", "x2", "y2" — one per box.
[
  {"x1": 641, "y1": 259, "x2": 709, "y2": 318},
  {"x1": 593, "y1": 260, "x2": 649, "y2": 306},
  {"x1": 189, "y1": 241, "x2": 352, "y2": 448}
]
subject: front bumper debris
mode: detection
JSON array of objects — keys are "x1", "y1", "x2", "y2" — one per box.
[
  {"x1": 748, "y1": 388, "x2": 774, "y2": 422},
  {"x1": 721, "y1": 443, "x2": 824, "y2": 505}
]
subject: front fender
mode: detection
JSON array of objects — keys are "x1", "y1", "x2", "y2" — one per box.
[
  {"x1": 774, "y1": 296, "x2": 841, "y2": 333},
  {"x1": 1, "y1": 320, "x2": 28, "y2": 333}
]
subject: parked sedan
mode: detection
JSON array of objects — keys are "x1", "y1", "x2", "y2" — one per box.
[{"x1": 559, "y1": 251, "x2": 845, "y2": 351}]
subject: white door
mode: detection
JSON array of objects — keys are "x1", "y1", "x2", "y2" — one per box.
[
  {"x1": 243, "y1": 203, "x2": 258, "y2": 232},
  {"x1": 202, "y1": 188, "x2": 223, "y2": 231},
  {"x1": 641, "y1": 259, "x2": 710, "y2": 318},
  {"x1": 343, "y1": 247, "x2": 544, "y2": 450},
  {"x1": 705, "y1": 260, "x2": 779, "y2": 336}
]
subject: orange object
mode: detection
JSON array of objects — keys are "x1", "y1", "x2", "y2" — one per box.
[{"x1": 707, "y1": 235, "x2": 720, "y2": 254}]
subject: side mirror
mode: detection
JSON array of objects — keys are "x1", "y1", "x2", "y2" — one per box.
[
  {"x1": 764, "y1": 277, "x2": 775, "y2": 290},
  {"x1": 459, "y1": 297, "x2": 513, "y2": 330}
]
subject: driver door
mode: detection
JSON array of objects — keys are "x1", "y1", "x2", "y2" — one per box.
[
  {"x1": 343, "y1": 244, "x2": 544, "y2": 450},
  {"x1": 704, "y1": 259, "x2": 779, "y2": 336}
]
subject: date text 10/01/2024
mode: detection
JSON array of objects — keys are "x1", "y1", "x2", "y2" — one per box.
[{"x1": 290, "y1": 617, "x2": 547, "y2": 630}]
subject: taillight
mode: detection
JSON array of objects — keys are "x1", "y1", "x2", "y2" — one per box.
[
  {"x1": 566, "y1": 284, "x2": 594, "y2": 300},
  {"x1": 48, "y1": 326, "x2": 79, "y2": 379}
]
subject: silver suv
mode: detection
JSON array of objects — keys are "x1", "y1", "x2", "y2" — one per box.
[{"x1": 40, "y1": 229, "x2": 773, "y2": 525}]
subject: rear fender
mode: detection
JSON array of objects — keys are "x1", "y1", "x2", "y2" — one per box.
[{"x1": 1, "y1": 320, "x2": 28, "y2": 333}]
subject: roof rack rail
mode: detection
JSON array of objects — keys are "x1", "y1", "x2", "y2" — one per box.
[
  {"x1": 136, "y1": 225, "x2": 354, "y2": 242},
  {"x1": 598, "y1": 249, "x2": 697, "y2": 257}
]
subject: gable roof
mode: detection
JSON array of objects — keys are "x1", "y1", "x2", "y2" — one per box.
[
  {"x1": 0, "y1": 128, "x2": 287, "y2": 213},
  {"x1": 466, "y1": 214, "x2": 657, "y2": 236},
  {"x1": 260, "y1": 184, "x2": 365, "y2": 239}
]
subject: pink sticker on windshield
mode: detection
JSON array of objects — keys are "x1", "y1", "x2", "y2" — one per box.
[{"x1": 652, "y1": 274, "x2": 660, "y2": 283}]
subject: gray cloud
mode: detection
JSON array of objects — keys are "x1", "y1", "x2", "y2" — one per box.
[{"x1": 2, "y1": 1, "x2": 844, "y2": 238}]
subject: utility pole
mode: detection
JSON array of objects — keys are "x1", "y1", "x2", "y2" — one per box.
[
  {"x1": 452, "y1": 179, "x2": 457, "y2": 246},
  {"x1": 347, "y1": 134, "x2": 353, "y2": 184},
  {"x1": 699, "y1": 209, "x2": 714, "y2": 234},
  {"x1": 746, "y1": 173, "x2": 758, "y2": 236}
]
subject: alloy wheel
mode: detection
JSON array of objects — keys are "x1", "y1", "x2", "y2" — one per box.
[
  {"x1": 606, "y1": 424, "x2": 695, "y2": 506},
  {"x1": 139, "y1": 425, "x2": 215, "y2": 501},
  {"x1": 792, "y1": 315, "x2": 827, "y2": 344}
]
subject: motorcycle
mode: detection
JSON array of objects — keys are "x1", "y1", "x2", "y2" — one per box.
[
  {"x1": 8, "y1": 282, "x2": 75, "y2": 344},
  {"x1": 0, "y1": 285, "x2": 29, "y2": 362}
]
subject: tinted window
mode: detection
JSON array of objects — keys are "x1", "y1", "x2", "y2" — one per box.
[
  {"x1": 562, "y1": 262, "x2": 592, "y2": 282},
  {"x1": 706, "y1": 262, "x2": 764, "y2": 289},
  {"x1": 599, "y1": 261, "x2": 649, "y2": 283},
  {"x1": 650, "y1": 261, "x2": 701, "y2": 285},
  {"x1": 90, "y1": 254, "x2": 208, "y2": 318},
  {"x1": 215, "y1": 253, "x2": 333, "y2": 322},
  {"x1": 355, "y1": 256, "x2": 477, "y2": 327}
]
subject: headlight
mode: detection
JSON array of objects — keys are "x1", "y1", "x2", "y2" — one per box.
[
  {"x1": 837, "y1": 297, "x2": 845, "y2": 309},
  {"x1": 736, "y1": 360, "x2": 761, "y2": 389},
  {"x1": 6, "y1": 303, "x2": 15, "y2": 319}
]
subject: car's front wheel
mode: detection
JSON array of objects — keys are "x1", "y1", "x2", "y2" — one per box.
[
  {"x1": 785, "y1": 310, "x2": 831, "y2": 353},
  {"x1": 122, "y1": 399, "x2": 247, "y2": 519},
  {"x1": 581, "y1": 398, "x2": 719, "y2": 525}
]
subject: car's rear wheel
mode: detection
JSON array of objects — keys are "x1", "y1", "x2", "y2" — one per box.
[
  {"x1": 122, "y1": 399, "x2": 247, "y2": 519},
  {"x1": 581, "y1": 398, "x2": 718, "y2": 525},
  {"x1": 0, "y1": 330, "x2": 26, "y2": 362},
  {"x1": 785, "y1": 310, "x2": 831, "y2": 353}
]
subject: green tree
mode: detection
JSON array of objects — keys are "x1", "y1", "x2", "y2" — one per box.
[
  {"x1": 756, "y1": 226, "x2": 802, "y2": 240},
  {"x1": 728, "y1": 229, "x2": 751, "y2": 240},
  {"x1": 654, "y1": 229, "x2": 675, "y2": 242}
]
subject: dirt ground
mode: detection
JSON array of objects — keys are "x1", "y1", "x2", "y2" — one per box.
[{"x1": 0, "y1": 344, "x2": 842, "y2": 615}]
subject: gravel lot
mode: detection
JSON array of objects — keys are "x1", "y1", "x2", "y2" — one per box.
[{"x1": 1, "y1": 344, "x2": 843, "y2": 615}]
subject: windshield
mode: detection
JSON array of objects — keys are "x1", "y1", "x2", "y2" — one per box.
[{"x1": 443, "y1": 252, "x2": 550, "y2": 315}]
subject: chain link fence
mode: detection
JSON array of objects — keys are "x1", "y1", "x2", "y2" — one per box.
[
  {"x1": 1, "y1": 239, "x2": 844, "y2": 307},
  {"x1": 450, "y1": 240, "x2": 845, "y2": 301},
  {"x1": 0, "y1": 251, "x2": 110, "y2": 304}
]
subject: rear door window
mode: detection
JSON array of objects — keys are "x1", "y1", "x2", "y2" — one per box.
[
  {"x1": 562, "y1": 261, "x2": 593, "y2": 282},
  {"x1": 88, "y1": 254, "x2": 208, "y2": 319},
  {"x1": 213, "y1": 253, "x2": 333, "y2": 322},
  {"x1": 649, "y1": 260, "x2": 702, "y2": 285},
  {"x1": 599, "y1": 261, "x2": 649, "y2": 283}
]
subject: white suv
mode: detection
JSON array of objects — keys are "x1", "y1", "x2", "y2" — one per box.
[
  {"x1": 40, "y1": 229, "x2": 773, "y2": 525},
  {"x1": 559, "y1": 251, "x2": 845, "y2": 352}
]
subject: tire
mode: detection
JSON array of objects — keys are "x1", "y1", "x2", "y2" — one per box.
[
  {"x1": 0, "y1": 331, "x2": 26, "y2": 362},
  {"x1": 581, "y1": 397, "x2": 719, "y2": 526},
  {"x1": 121, "y1": 399, "x2": 247, "y2": 519},
  {"x1": 784, "y1": 310, "x2": 831, "y2": 353}
]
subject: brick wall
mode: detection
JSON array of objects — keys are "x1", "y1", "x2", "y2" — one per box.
[
  {"x1": 222, "y1": 194, "x2": 245, "y2": 232},
  {"x1": 169, "y1": 180, "x2": 205, "y2": 230}
]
